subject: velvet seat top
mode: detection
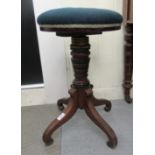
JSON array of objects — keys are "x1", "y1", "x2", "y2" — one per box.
[{"x1": 37, "y1": 7, "x2": 123, "y2": 29}]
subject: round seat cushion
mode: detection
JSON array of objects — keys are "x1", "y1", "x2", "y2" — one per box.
[{"x1": 37, "y1": 7, "x2": 123, "y2": 29}]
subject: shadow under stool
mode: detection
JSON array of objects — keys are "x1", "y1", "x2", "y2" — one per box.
[{"x1": 37, "y1": 7, "x2": 123, "y2": 149}]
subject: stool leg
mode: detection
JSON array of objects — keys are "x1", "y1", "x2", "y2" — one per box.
[
  {"x1": 84, "y1": 97, "x2": 117, "y2": 148},
  {"x1": 43, "y1": 97, "x2": 78, "y2": 145},
  {"x1": 92, "y1": 97, "x2": 112, "y2": 112},
  {"x1": 88, "y1": 85, "x2": 111, "y2": 111},
  {"x1": 57, "y1": 98, "x2": 69, "y2": 111}
]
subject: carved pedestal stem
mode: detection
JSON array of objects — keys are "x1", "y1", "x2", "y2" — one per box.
[
  {"x1": 43, "y1": 36, "x2": 117, "y2": 148},
  {"x1": 71, "y1": 36, "x2": 90, "y2": 88}
]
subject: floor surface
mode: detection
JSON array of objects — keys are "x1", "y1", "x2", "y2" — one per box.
[
  {"x1": 61, "y1": 100, "x2": 133, "y2": 155},
  {"x1": 21, "y1": 100, "x2": 133, "y2": 155},
  {"x1": 21, "y1": 104, "x2": 61, "y2": 155}
]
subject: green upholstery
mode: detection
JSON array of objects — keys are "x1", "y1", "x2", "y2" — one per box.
[{"x1": 37, "y1": 7, "x2": 123, "y2": 29}]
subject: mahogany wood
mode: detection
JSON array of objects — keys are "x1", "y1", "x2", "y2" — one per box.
[
  {"x1": 57, "y1": 98, "x2": 69, "y2": 111},
  {"x1": 43, "y1": 35, "x2": 118, "y2": 148},
  {"x1": 43, "y1": 88, "x2": 78, "y2": 145},
  {"x1": 40, "y1": 26, "x2": 121, "y2": 37},
  {"x1": 123, "y1": 22, "x2": 133, "y2": 103},
  {"x1": 57, "y1": 95, "x2": 112, "y2": 111},
  {"x1": 84, "y1": 92, "x2": 117, "y2": 148},
  {"x1": 92, "y1": 97, "x2": 112, "y2": 112}
]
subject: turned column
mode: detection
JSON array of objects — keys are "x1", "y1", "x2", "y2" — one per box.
[
  {"x1": 123, "y1": 22, "x2": 133, "y2": 103},
  {"x1": 71, "y1": 36, "x2": 90, "y2": 88}
]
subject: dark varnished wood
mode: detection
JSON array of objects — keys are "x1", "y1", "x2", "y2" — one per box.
[
  {"x1": 43, "y1": 35, "x2": 118, "y2": 148},
  {"x1": 58, "y1": 96, "x2": 112, "y2": 112},
  {"x1": 57, "y1": 98, "x2": 70, "y2": 111},
  {"x1": 84, "y1": 89, "x2": 117, "y2": 148},
  {"x1": 123, "y1": 22, "x2": 133, "y2": 103},
  {"x1": 43, "y1": 88, "x2": 78, "y2": 145},
  {"x1": 84, "y1": 102, "x2": 117, "y2": 148},
  {"x1": 71, "y1": 36, "x2": 90, "y2": 88},
  {"x1": 92, "y1": 97, "x2": 112, "y2": 112},
  {"x1": 40, "y1": 26, "x2": 121, "y2": 37},
  {"x1": 57, "y1": 84, "x2": 112, "y2": 111}
]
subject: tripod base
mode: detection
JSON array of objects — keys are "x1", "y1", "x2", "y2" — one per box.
[
  {"x1": 57, "y1": 95, "x2": 111, "y2": 112},
  {"x1": 43, "y1": 87, "x2": 117, "y2": 148}
]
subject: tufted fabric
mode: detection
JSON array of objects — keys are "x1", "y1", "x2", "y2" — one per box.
[{"x1": 37, "y1": 7, "x2": 123, "y2": 29}]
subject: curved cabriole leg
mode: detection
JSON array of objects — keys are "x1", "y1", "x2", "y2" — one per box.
[
  {"x1": 43, "y1": 98, "x2": 78, "y2": 145},
  {"x1": 92, "y1": 97, "x2": 112, "y2": 112},
  {"x1": 84, "y1": 98, "x2": 117, "y2": 148},
  {"x1": 57, "y1": 98, "x2": 70, "y2": 111}
]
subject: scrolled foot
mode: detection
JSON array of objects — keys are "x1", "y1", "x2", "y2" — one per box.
[
  {"x1": 57, "y1": 98, "x2": 69, "y2": 111},
  {"x1": 125, "y1": 96, "x2": 133, "y2": 104},
  {"x1": 43, "y1": 135, "x2": 54, "y2": 146},
  {"x1": 123, "y1": 83, "x2": 133, "y2": 104},
  {"x1": 107, "y1": 139, "x2": 117, "y2": 149},
  {"x1": 57, "y1": 102, "x2": 64, "y2": 111},
  {"x1": 104, "y1": 102, "x2": 112, "y2": 112},
  {"x1": 106, "y1": 135, "x2": 117, "y2": 148},
  {"x1": 93, "y1": 97, "x2": 112, "y2": 112}
]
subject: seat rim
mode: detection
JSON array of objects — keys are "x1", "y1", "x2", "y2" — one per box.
[
  {"x1": 39, "y1": 23, "x2": 121, "y2": 29},
  {"x1": 39, "y1": 24, "x2": 121, "y2": 36}
]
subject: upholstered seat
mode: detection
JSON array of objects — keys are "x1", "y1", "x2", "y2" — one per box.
[{"x1": 37, "y1": 7, "x2": 123, "y2": 30}]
